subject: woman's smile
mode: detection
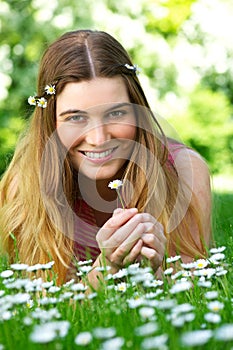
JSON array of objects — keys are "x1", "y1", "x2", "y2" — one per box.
[{"x1": 78, "y1": 147, "x2": 117, "y2": 162}]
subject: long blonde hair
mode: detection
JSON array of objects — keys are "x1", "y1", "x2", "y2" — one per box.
[{"x1": 0, "y1": 30, "x2": 207, "y2": 284}]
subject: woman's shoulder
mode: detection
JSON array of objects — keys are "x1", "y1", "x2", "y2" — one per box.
[
  {"x1": 168, "y1": 139, "x2": 211, "y2": 220},
  {"x1": 167, "y1": 138, "x2": 207, "y2": 168}
]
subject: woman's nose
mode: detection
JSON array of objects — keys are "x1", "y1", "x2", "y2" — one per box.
[{"x1": 85, "y1": 123, "x2": 111, "y2": 146}]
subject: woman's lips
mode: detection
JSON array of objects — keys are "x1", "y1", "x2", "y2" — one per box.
[{"x1": 78, "y1": 147, "x2": 118, "y2": 163}]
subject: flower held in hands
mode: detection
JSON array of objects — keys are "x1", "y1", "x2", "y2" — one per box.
[{"x1": 108, "y1": 180, "x2": 125, "y2": 208}]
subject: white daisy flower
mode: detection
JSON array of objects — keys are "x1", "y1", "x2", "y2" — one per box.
[
  {"x1": 108, "y1": 179, "x2": 123, "y2": 189},
  {"x1": 181, "y1": 329, "x2": 213, "y2": 346},
  {"x1": 180, "y1": 262, "x2": 196, "y2": 269},
  {"x1": 193, "y1": 268, "x2": 216, "y2": 278},
  {"x1": 0, "y1": 270, "x2": 14, "y2": 278},
  {"x1": 164, "y1": 267, "x2": 173, "y2": 275},
  {"x1": 171, "y1": 316, "x2": 185, "y2": 327},
  {"x1": 197, "y1": 279, "x2": 212, "y2": 288},
  {"x1": 75, "y1": 331, "x2": 93, "y2": 346},
  {"x1": 138, "y1": 307, "x2": 155, "y2": 319},
  {"x1": 214, "y1": 324, "x2": 233, "y2": 340},
  {"x1": 216, "y1": 269, "x2": 228, "y2": 276},
  {"x1": 63, "y1": 279, "x2": 75, "y2": 287},
  {"x1": 204, "y1": 312, "x2": 221, "y2": 324},
  {"x1": 95, "y1": 266, "x2": 111, "y2": 272},
  {"x1": 170, "y1": 281, "x2": 192, "y2": 294},
  {"x1": 27, "y1": 264, "x2": 43, "y2": 272},
  {"x1": 1, "y1": 311, "x2": 12, "y2": 321},
  {"x1": 209, "y1": 246, "x2": 226, "y2": 254},
  {"x1": 28, "y1": 96, "x2": 36, "y2": 105},
  {"x1": 145, "y1": 290, "x2": 163, "y2": 299},
  {"x1": 183, "y1": 313, "x2": 195, "y2": 322},
  {"x1": 204, "y1": 291, "x2": 218, "y2": 299},
  {"x1": 135, "y1": 322, "x2": 158, "y2": 336},
  {"x1": 77, "y1": 259, "x2": 93, "y2": 266},
  {"x1": 45, "y1": 84, "x2": 56, "y2": 95},
  {"x1": 207, "y1": 300, "x2": 224, "y2": 312},
  {"x1": 131, "y1": 272, "x2": 154, "y2": 284},
  {"x1": 87, "y1": 292, "x2": 97, "y2": 300},
  {"x1": 37, "y1": 97, "x2": 47, "y2": 108},
  {"x1": 41, "y1": 261, "x2": 55, "y2": 269},
  {"x1": 39, "y1": 297, "x2": 59, "y2": 305},
  {"x1": 209, "y1": 253, "x2": 225, "y2": 263},
  {"x1": 10, "y1": 263, "x2": 28, "y2": 271},
  {"x1": 112, "y1": 269, "x2": 128, "y2": 279},
  {"x1": 12, "y1": 293, "x2": 31, "y2": 304},
  {"x1": 143, "y1": 279, "x2": 164, "y2": 288},
  {"x1": 30, "y1": 321, "x2": 70, "y2": 343},
  {"x1": 171, "y1": 270, "x2": 186, "y2": 280},
  {"x1": 108, "y1": 179, "x2": 124, "y2": 207},
  {"x1": 70, "y1": 283, "x2": 87, "y2": 291},
  {"x1": 101, "y1": 337, "x2": 124, "y2": 350},
  {"x1": 127, "y1": 297, "x2": 145, "y2": 309},
  {"x1": 31, "y1": 308, "x2": 61, "y2": 321},
  {"x1": 194, "y1": 259, "x2": 209, "y2": 269},
  {"x1": 59, "y1": 292, "x2": 73, "y2": 300},
  {"x1": 48, "y1": 286, "x2": 61, "y2": 293},
  {"x1": 42, "y1": 281, "x2": 54, "y2": 289},
  {"x1": 157, "y1": 299, "x2": 177, "y2": 310},
  {"x1": 115, "y1": 282, "x2": 128, "y2": 292},
  {"x1": 166, "y1": 255, "x2": 181, "y2": 263},
  {"x1": 93, "y1": 327, "x2": 116, "y2": 339},
  {"x1": 23, "y1": 316, "x2": 33, "y2": 326},
  {"x1": 73, "y1": 293, "x2": 85, "y2": 301},
  {"x1": 172, "y1": 303, "x2": 194, "y2": 314},
  {"x1": 127, "y1": 263, "x2": 140, "y2": 275},
  {"x1": 78, "y1": 265, "x2": 93, "y2": 274},
  {"x1": 141, "y1": 334, "x2": 168, "y2": 349}
]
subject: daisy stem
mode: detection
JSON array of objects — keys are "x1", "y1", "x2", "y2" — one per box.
[{"x1": 116, "y1": 189, "x2": 125, "y2": 209}]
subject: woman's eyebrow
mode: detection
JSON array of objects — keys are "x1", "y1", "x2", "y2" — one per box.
[
  {"x1": 104, "y1": 102, "x2": 131, "y2": 112},
  {"x1": 58, "y1": 103, "x2": 131, "y2": 117},
  {"x1": 58, "y1": 109, "x2": 88, "y2": 117}
]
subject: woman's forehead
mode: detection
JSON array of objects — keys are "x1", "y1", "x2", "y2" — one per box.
[{"x1": 56, "y1": 77, "x2": 130, "y2": 116}]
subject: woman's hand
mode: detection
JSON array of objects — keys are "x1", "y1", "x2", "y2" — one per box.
[
  {"x1": 140, "y1": 217, "x2": 166, "y2": 272},
  {"x1": 95, "y1": 208, "x2": 166, "y2": 273}
]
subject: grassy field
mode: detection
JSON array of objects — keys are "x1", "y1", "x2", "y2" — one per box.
[
  {"x1": 0, "y1": 190, "x2": 232, "y2": 350},
  {"x1": 212, "y1": 191, "x2": 233, "y2": 247}
]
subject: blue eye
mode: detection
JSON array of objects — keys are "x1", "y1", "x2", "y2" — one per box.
[
  {"x1": 66, "y1": 115, "x2": 87, "y2": 123},
  {"x1": 107, "y1": 110, "x2": 127, "y2": 119}
]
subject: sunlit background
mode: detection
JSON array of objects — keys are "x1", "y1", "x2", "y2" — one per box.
[{"x1": 0, "y1": 0, "x2": 232, "y2": 193}]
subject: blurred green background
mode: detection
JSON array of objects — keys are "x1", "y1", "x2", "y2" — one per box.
[{"x1": 0, "y1": 0, "x2": 232, "y2": 194}]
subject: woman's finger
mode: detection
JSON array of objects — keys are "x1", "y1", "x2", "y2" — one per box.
[
  {"x1": 122, "y1": 239, "x2": 143, "y2": 265},
  {"x1": 140, "y1": 246, "x2": 164, "y2": 271},
  {"x1": 141, "y1": 232, "x2": 166, "y2": 254},
  {"x1": 96, "y1": 208, "x2": 138, "y2": 243},
  {"x1": 105, "y1": 222, "x2": 153, "y2": 264}
]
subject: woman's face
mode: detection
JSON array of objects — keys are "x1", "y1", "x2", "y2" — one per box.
[{"x1": 56, "y1": 77, "x2": 136, "y2": 181}]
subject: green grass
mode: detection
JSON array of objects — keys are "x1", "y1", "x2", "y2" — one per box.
[
  {"x1": 0, "y1": 191, "x2": 232, "y2": 350},
  {"x1": 212, "y1": 192, "x2": 233, "y2": 246}
]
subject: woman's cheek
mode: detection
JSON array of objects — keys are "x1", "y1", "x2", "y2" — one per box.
[{"x1": 57, "y1": 123, "x2": 83, "y2": 149}]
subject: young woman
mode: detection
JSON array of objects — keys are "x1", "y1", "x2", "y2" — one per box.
[{"x1": 0, "y1": 29, "x2": 211, "y2": 287}]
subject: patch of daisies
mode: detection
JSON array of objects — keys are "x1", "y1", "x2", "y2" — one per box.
[{"x1": 0, "y1": 246, "x2": 233, "y2": 349}]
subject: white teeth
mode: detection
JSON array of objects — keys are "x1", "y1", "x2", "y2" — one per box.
[{"x1": 84, "y1": 148, "x2": 114, "y2": 159}]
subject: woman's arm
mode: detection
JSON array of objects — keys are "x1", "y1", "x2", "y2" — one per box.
[{"x1": 173, "y1": 148, "x2": 212, "y2": 261}]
